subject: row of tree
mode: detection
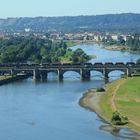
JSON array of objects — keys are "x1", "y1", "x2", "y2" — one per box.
[
  {"x1": 0, "y1": 36, "x2": 90, "y2": 63},
  {"x1": 102, "y1": 34, "x2": 140, "y2": 51},
  {"x1": 126, "y1": 35, "x2": 140, "y2": 51}
]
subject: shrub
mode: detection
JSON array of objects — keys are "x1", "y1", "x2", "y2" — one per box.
[
  {"x1": 96, "y1": 88, "x2": 105, "y2": 92},
  {"x1": 111, "y1": 111, "x2": 128, "y2": 125}
]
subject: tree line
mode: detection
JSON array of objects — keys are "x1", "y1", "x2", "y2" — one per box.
[
  {"x1": 0, "y1": 36, "x2": 90, "y2": 63},
  {"x1": 102, "y1": 34, "x2": 140, "y2": 52}
]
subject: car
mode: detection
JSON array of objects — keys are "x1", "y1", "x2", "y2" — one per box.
[
  {"x1": 105, "y1": 62, "x2": 114, "y2": 66},
  {"x1": 72, "y1": 62, "x2": 81, "y2": 65},
  {"x1": 50, "y1": 63, "x2": 61, "y2": 67},
  {"x1": 62, "y1": 63, "x2": 72, "y2": 66},
  {"x1": 40, "y1": 63, "x2": 50, "y2": 67},
  {"x1": 84, "y1": 63, "x2": 92, "y2": 65},
  {"x1": 94, "y1": 62, "x2": 103, "y2": 66},
  {"x1": 115, "y1": 62, "x2": 124, "y2": 65},
  {"x1": 136, "y1": 62, "x2": 140, "y2": 66},
  {"x1": 84, "y1": 63, "x2": 92, "y2": 67},
  {"x1": 126, "y1": 62, "x2": 135, "y2": 66}
]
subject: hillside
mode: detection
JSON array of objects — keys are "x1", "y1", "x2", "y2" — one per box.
[{"x1": 0, "y1": 13, "x2": 140, "y2": 33}]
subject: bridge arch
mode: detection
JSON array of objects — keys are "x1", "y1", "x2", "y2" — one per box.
[
  {"x1": 107, "y1": 69, "x2": 126, "y2": 79},
  {"x1": 90, "y1": 70, "x2": 104, "y2": 79},
  {"x1": 47, "y1": 70, "x2": 58, "y2": 75},
  {"x1": 62, "y1": 70, "x2": 81, "y2": 80},
  {"x1": 47, "y1": 70, "x2": 58, "y2": 80}
]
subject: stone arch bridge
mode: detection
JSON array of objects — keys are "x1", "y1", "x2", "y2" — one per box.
[{"x1": 0, "y1": 62, "x2": 140, "y2": 81}]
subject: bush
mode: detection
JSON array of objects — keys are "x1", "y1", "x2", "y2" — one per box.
[
  {"x1": 96, "y1": 88, "x2": 105, "y2": 92},
  {"x1": 111, "y1": 111, "x2": 128, "y2": 125}
]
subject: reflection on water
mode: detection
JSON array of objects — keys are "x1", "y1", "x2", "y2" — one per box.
[{"x1": 100, "y1": 125, "x2": 140, "y2": 140}]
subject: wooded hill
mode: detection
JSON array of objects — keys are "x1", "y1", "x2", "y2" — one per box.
[{"x1": 0, "y1": 13, "x2": 140, "y2": 33}]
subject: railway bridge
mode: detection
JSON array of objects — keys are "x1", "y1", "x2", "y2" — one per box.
[{"x1": 0, "y1": 62, "x2": 140, "y2": 80}]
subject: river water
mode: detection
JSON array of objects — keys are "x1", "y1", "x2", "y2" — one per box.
[{"x1": 0, "y1": 44, "x2": 140, "y2": 140}]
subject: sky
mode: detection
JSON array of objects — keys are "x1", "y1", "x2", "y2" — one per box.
[{"x1": 0, "y1": 0, "x2": 140, "y2": 18}]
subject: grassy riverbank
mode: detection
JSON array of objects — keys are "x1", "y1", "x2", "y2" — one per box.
[
  {"x1": 100, "y1": 77, "x2": 140, "y2": 132},
  {"x1": 103, "y1": 45, "x2": 127, "y2": 51},
  {"x1": 103, "y1": 45, "x2": 140, "y2": 55},
  {"x1": 80, "y1": 77, "x2": 140, "y2": 133}
]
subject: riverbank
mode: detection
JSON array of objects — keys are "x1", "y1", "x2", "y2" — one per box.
[
  {"x1": 103, "y1": 45, "x2": 140, "y2": 55},
  {"x1": 66, "y1": 40, "x2": 140, "y2": 56},
  {"x1": 0, "y1": 74, "x2": 29, "y2": 86},
  {"x1": 103, "y1": 45, "x2": 127, "y2": 51},
  {"x1": 79, "y1": 89, "x2": 109, "y2": 122},
  {"x1": 65, "y1": 40, "x2": 101, "y2": 47},
  {"x1": 65, "y1": 39, "x2": 140, "y2": 55},
  {"x1": 79, "y1": 77, "x2": 140, "y2": 133}
]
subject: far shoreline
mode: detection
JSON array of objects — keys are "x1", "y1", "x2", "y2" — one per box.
[{"x1": 65, "y1": 39, "x2": 140, "y2": 55}]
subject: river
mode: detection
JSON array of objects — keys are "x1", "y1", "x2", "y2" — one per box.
[{"x1": 0, "y1": 44, "x2": 140, "y2": 140}]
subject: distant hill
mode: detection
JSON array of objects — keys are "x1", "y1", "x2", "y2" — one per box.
[{"x1": 0, "y1": 13, "x2": 140, "y2": 33}]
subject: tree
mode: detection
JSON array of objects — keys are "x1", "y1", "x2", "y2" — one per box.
[
  {"x1": 0, "y1": 36, "x2": 91, "y2": 63},
  {"x1": 71, "y1": 48, "x2": 90, "y2": 63},
  {"x1": 117, "y1": 36, "x2": 125, "y2": 45},
  {"x1": 111, "y1": 111, "x2": 128, "y2": 125}
]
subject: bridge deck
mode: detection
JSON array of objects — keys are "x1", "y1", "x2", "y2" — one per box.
[{"x1": 0, "y1": 63, "x2": 140, "y2": 80}]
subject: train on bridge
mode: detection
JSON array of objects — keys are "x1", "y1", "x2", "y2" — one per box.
[
  {"x1": 0, "y1": 62, "x2": 140, "y2": 68},
  {"x1": 0, "y1": 61, "x2": 140, "y2": 81}
]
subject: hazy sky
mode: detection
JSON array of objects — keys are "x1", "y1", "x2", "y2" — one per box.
[{"x1": 0, "y1": 0, "x2": 140, "y2": 18}]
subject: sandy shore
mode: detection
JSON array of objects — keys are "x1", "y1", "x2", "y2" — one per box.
[{"x1": 79, "y1": 89, "x2": 109, "y2": 122}]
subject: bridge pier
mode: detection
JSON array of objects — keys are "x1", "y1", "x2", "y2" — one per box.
[
  {"x1": 80, "y1": 69, "x2": 90, "y2": 80},
  {"x1": 40, "y1": 72, "x2": 48, "y2": 81},
  {"x1": 10, "y1": 69, "x2": 15, "y2": 77},
  {"x1": 33, "y1": 69, "x2": 41, "y2": 80},
  {"x1": 103, "y1": 68, "x2": 109, "y2": 79},
  {"x1": 126, "y1": 68, "x2": 132, "y2": 77},
  {"x1": 58, "y1": 69, "x2": 63, "y2": 81}
]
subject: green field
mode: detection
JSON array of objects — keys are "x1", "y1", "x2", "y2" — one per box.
[{"x1": 100, "y1": 77, "x2": 140, "y2": 131}]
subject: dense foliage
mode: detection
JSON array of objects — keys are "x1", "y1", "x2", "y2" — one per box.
[
  {"x1": 102, "y1": 35, "x2": 125, "y2": 46},
  {"x1": 126, "y1": 34, "x2": 140, "y2": 51},
  {"x1": 1, "y1": 13, "x2": 140, "y2": 33},
  {"x1": 137, "y1": 59, "x2": 140, "y2": 63},
  {"x1": 96, "y1": 88, "x2": 105, "y2": 92},
  {"x1": 70, "y1": 48, "x2": 91, "y2": 63},
  {"x1": 103, "y1": 34, "x2": 140, "y2": 51},
  {"x1": 0, "y1": 37, "x2": 90, "y2": 63},
  {"x1": 111, "y1": 111, "x2": 128, "y2": 125}
]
